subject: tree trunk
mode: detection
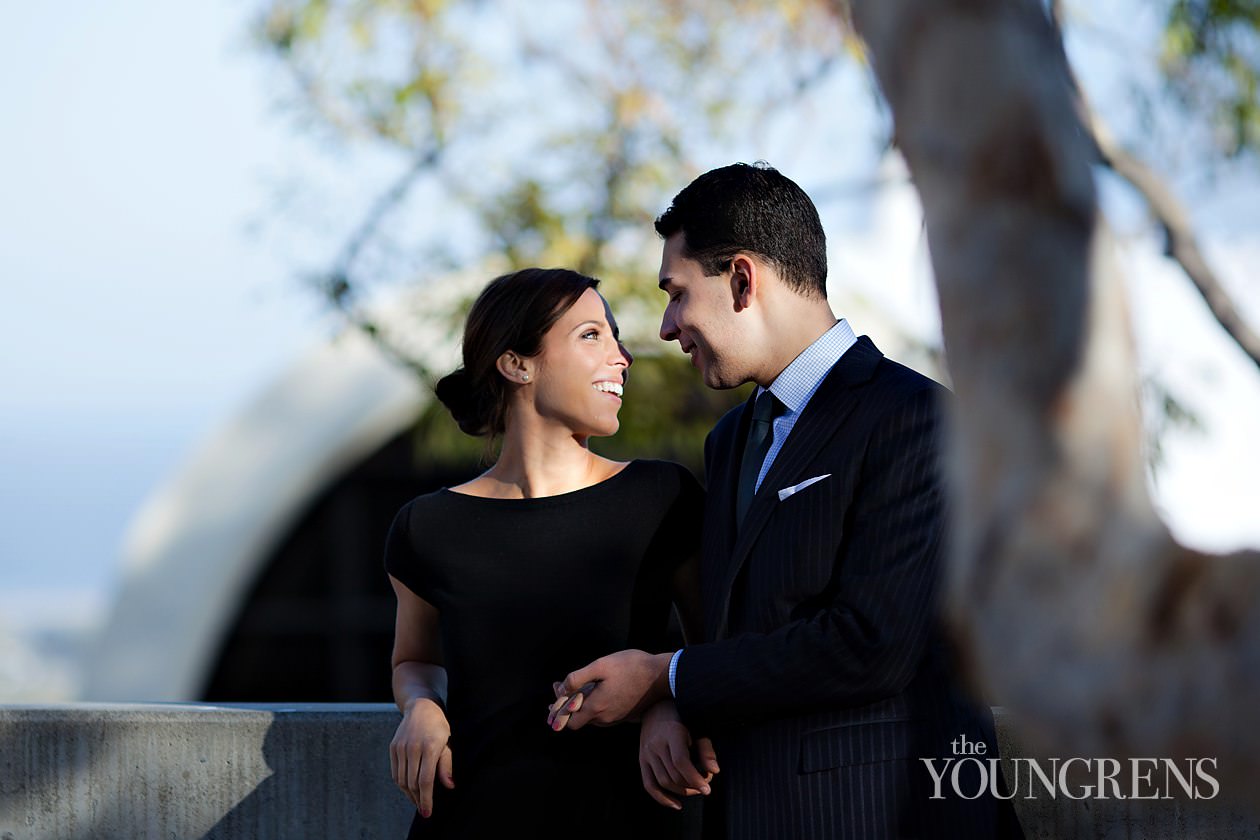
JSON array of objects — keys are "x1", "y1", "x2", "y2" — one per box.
[{"x1": 846, "y1": 0, "x2": 1260, "y2": 786}]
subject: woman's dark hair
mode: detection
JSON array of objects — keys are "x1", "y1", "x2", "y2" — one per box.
[{"x1": 435, "y1": 267, "x2": 599, "y2": 437}]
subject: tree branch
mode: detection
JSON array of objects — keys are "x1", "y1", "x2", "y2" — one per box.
[
  {"x1": 317, "y1": 146, "x2": 446, "y2": 389},
  {"x1": 1092, "y1": 120, "x2": 1260, "y2": 373},
  {"x1": 1049, "y1": 1, "x2": 1260, "y2": 373}
]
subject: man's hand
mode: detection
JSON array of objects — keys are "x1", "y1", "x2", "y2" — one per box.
[
  {"x1": 638, "y1": 700, "x2": 719, "y2": 810},
  {"x1": 549, "y1": 649, "x2": 673, "y2": 730},
  {"x1": 389, "y1": 697, "x2": 454, "y2": 819}
]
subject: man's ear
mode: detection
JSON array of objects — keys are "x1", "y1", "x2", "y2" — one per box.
[
  {"x1": 496, "y1": 351, "x2": 532, "y2": 384},
  {"x1": 729, "y1": 254, "x2": 758, "y2": 312}
]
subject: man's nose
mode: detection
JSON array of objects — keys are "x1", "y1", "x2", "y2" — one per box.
[{"x1": 659, "y1": 310, "x2": 678, "y2": 342}]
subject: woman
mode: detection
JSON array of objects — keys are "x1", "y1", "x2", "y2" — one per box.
[{"x1": 384, "y1": 267, "x2": 704, "y2": 838}]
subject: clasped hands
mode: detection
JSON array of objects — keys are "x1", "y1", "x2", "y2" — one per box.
[{"x1": 547, "y1": 649, "x2": 719, "y2": 810}]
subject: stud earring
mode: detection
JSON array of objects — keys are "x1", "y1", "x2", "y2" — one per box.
[{"x1": 521, "y1": 374, "x2": 530, "y2": 382}]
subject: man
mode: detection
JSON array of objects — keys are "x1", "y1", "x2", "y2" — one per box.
[{"x1": 551, "y1": 163, "x2": 1019, "y2": 839}]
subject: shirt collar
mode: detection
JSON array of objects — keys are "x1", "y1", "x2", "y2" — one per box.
[{"x1": 759, "y1": 318, "x2": 858, "y2": 414}]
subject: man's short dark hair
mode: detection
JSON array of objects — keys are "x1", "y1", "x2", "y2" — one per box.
[{"x1": 654, "y1": 162, "x2": 827, "y2": 298}]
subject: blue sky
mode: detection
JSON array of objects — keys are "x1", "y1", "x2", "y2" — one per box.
[{"x1": 1, "y1": 0, "x2": 324, "y2": 602}]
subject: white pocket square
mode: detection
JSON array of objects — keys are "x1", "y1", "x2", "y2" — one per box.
[{"x1": 777, "y1": 474, "x2": 831, "y2": 501}]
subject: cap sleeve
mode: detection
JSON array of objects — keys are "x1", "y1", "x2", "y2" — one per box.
[{"x1": 383, "y1": 499, "x2": 431, "y2": 601}]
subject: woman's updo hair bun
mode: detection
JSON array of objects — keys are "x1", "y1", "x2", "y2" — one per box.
[
  {"x1": 434, "y1": 367, "x2": 489, "y2": 436},
  {"x1": 437, "y1": 267, "x2": 599, "y2": 438}
]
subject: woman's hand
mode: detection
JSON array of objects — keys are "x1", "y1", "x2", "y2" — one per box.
[
  {"x1": 390, "y1": 697, "x2": 454, "y2": 819},
  {"x1": 638, "y1": 700, "x2": 718, "y2": 810}
]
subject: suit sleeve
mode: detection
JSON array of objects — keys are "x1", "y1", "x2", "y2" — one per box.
[{"x1": 675, "y1": 385, "x2": 945, "y2": 731}]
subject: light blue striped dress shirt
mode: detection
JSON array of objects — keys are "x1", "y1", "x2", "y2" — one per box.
[{"x1": 668, "y1": 318, "x2": 858, "y2": 696}]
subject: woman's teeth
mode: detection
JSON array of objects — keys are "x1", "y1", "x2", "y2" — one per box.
[{"x1": 593, "y1": 382, "x2": 623, "y2": 397}]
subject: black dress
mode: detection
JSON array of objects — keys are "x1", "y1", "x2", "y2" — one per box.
[{"x1": 384, "y1": 459, "x2": 703, "y2": 839}]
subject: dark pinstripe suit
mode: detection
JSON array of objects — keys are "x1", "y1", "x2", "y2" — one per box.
[{"x1": 674, "y1": 336, "x2": 1018, "y2": 839}]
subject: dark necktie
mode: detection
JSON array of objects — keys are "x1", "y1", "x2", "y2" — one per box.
[{"x1": 736, "y1": 391, "x2": 784, "y2": 527}]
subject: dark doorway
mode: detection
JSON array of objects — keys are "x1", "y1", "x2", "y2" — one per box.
[{"x1": 200, "y1": 428, "x2": 476, "y2": 701}]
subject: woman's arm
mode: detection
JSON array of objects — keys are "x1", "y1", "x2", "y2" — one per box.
[
  {"x1": 388, "y1": 575, "x2": 454, "y2": 820},
  {"x1": 670, "y1": 552, "x2": 704, "y2": 646}
]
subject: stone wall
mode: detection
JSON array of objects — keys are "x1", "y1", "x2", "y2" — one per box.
[
  {"x1": 0, "y1": 704, "x2": 411, "y2": 840},
  {"x1": 0, "y1": 704, "x2": 1254, "y2": 839}
]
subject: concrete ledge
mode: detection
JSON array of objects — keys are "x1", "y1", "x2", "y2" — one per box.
[
  {"x1": 0, "y1": 703, "x2": 412, "y2": 840},
  {"x1": 1, "y1": 704, "x2": 1256, "y2": 839}
]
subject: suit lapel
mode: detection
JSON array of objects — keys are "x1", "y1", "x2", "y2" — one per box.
[
  {"x1": 712, "y1": 336, "x2": 884, "y2": 639},
  {"x1": 702, "y1": 393, "x2": 756, "y2": 640}
]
